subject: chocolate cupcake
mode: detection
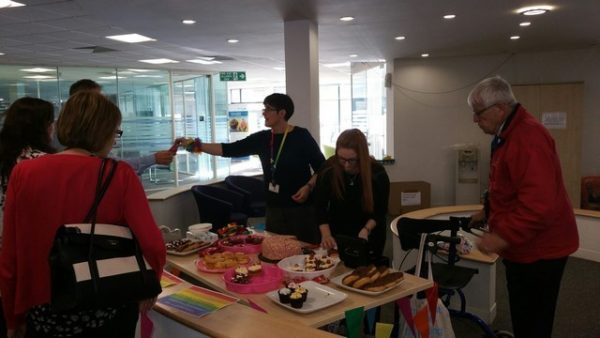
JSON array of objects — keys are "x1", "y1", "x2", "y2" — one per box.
[
  {"x1": 289, "y1": 292, "x2": 304, "y2": 309},
  {"x1": 296, "y1": 286, "x2": 308, "y2": 302},
  {"x1": 278, "y1": 288, "x2": 292, "y2": 304}
]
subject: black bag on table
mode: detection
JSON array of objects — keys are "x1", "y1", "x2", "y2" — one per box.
[{"x1": 49, "y1": 158, "x2": 161, "y2": 312}]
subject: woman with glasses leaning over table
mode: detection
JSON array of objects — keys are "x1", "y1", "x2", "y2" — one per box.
[
  {"x1": 314, "y1": 129, "x2": 390, "y2": 258},
  {"x1": 0, "y1": 91, "x2": 166, "y2": 338}
]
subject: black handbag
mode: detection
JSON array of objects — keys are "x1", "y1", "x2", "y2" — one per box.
[{"x1": 49, "y1": 158, "x2": 162, "y2": 312}]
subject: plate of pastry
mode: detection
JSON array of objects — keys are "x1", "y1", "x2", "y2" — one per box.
[
  {"x1": 266, "y1": 280, "x2": 347, "y2": 314},
  {"x1": 166, "y1": 238, "x2": 212, "y2": 256},
  {"x1": 196, "y1": 251, "x2": 252, "y2": 273},
  {"x1": 330, "y1": 265, "x2": 405, "y2": 296}
]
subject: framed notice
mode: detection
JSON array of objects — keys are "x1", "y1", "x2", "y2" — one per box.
[{"x1": 401, "y1": 191, "x2": 421, "y2": 206}]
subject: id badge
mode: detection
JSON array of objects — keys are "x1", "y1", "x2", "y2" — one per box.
[{"x1": 268, "y1": 182, "x2": 280, "y2": 193}]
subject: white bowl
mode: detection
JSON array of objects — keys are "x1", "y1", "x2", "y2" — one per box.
[
  {"x1": 277, "y1": 254, "x2": 339, "y2": 280},
  {"x1": 188, "y1": 223, "x2": 212, "y2": 233}
]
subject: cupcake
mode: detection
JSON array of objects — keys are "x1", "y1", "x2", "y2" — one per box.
[
  {"x1": 287, "y1": 282, "x2": 299, "y2": 292},
  {"x1": 296, "y1": 286, "x2": 308, "y2": 302},
  {"x1": 235, "y1": 266, "x2": 249, "y2": 275},
  {"x1": 278, "y1": 288, "x2": 292, "y2": 303},
  {"x1": 289, "y1": 292, "x2": 304, "y2": 309},
  {"x1": 248, "y1": 262, "x2": 263, "y2": 275}
]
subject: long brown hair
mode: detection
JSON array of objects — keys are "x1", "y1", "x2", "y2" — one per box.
[{"x1": 330, "y1": 128, "x2": 375, "y2": 213}]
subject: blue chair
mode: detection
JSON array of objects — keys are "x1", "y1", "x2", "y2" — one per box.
[
  {"x1": 224, "y1": 175, "x2": 266, "y2": 217},
  {"x1": 191, "y1": 185, "x2": 249, "y2": 232}
]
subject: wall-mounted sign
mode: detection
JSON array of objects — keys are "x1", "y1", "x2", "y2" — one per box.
[
  {"x1": 219, "y1": 71, "x2": 246, "y2": 81},
  {"x1": 541, "y1": 112, "x2": 567, "y2": 129}
]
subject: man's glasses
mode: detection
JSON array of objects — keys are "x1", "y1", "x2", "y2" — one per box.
[
  {"x1": 473, "y1": 103, "x2": 498, "y2": 117},
  {"x1": 338, "y1": 156, "x2": 358, "y2": 165},
  {"x1": 115, "y1": 129, "x2": 123, "y2": 138}
]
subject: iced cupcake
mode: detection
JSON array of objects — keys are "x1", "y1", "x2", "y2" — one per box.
[
  {"x1": 296, "y1": 286, "x2": 308, "y2": 302},
  {"x1": 289, "y1": 292, "x2": 304, "y2": 309},
  {"x1": 278, "y1": 287, "x2": 292, "y2": 304}
]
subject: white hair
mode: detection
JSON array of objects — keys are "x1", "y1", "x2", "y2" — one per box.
[{"x1": 467, "y1": 76, "x2": 517, "y2": 108}]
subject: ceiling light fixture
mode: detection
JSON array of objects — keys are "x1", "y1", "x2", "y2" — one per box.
[
  {"x1": 421, "y1": 53, "x2": 430, "y2": 58},
  {"x1": 139, "y1": 58, "x2": 179, "y2": 64},
  {"x1": 186, "y1": 59, "x2": 222, "y2": 65},
  {"x1": 23, "y1": 75, "x2": 54, "y2": 79},
  {"x1": 443, "y1": 14, "x2": 456, "y2": 19},
  {"x1": 339, "y1": 16, "x2": 354, "y2": 22},
  {"x1": 20, "y1": 67, "x2": 54, "y2": 73},
  {"x1": 182, "y1": 19, "x2": 196, "y2": 25},
  {"x1": 273, "y1": 67, "x2": 285, "y2": 71},
  {"x1": 510, "y1": 35, "x2": 520, "y2": 40},
  {"x1": 516, "y1": 5, "x2": 553, "y2": 16},
  {"x1": 395, "y1": 36, "x2": 406, "y2": 41},
  {"x1": 0, "y1": 52, "x2": 4, "y2": 56},
  {"x1": 0, "y1": 1, "x2": 25, "y2": 8},
  {"x1": 349, "y1": 54, "x2": 357, "y2": 58},
  {"x1": 520, "y1": 22, "x2": 531, "y2": 27},
  {"x1": 227, "y1": 39, "x2": 239, "y2": 44},
  {"x1": 323, "y1": 62, "x2": 350, "y2": 68},
  {"x1": 106, "y1": 33, "x2": 156, "y2": 43}
]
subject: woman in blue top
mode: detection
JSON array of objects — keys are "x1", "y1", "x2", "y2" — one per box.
[{"x1": 200, "y1": 93, "x2": 325, "y2": 243}]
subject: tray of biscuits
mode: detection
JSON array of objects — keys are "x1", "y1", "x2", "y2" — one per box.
[
  {"x1": 195, "y1": 251, "x2": 251, "y2": 273},
  {"x1": 166, "y1": 238, "x2": 211, "y2": 256},
  {"x1": 330, "y1": 265, "x2": 404, "y2": 296}
]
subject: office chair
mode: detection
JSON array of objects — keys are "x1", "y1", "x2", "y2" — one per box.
[
  {"x1": 224, "y1": 175, "x2": 266, "y2": 217},
  {"x1": 190, "y1": 185, "x2": 249, "y2": 232},
  {"x1": 394, "y1": 217, "x2": 512, "y2": 338}
]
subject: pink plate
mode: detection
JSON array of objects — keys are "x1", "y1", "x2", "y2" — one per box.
[
  {"x1": 223, "y1": 264, "x2": 283, "y2": 294},
  {"x1": 218, "y1": 234, "x2": 264, "y2": 254}
]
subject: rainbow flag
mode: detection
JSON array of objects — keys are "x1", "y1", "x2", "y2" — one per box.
[
  {"x1": 158, "y1": 285, "x2": 238, "y2": 317},
  {"x1": 160, "y1": 271, "x2": 184, "y2": 288}
]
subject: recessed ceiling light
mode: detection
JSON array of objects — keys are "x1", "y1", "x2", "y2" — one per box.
[
  {"x1": 516, "y1": 5, "x2": 553, "y2": 16},
  {"x1": 227, "y1": 39, "x2": 239, "y2": 44},
  {"x1": 98, "y1": 76, "x2": 126, "y2": 79},
  {"x1": 182, "y1": 19, "x2": 196, "y2": 25},
  {"x1": 349, "y1": 54, "x2": 357, "y2": 58},
  {"x1": 0, "y1": 1, "x2": 25, "y2": 9},
  {"x1": 339, "y1": 16, "x2": 355, "y2": 22},
  {"x1": 20, "y1": 67, "x2": 54, "y2": 73},
  {"x1": 323, "y1": 62, "x2": 350, "y2": 68},
  {"x1": 395, "y1": 36, "x2": 406, "y2": 41},
  {"x1": 273, "y1": 67, "x2": 285, "y2": 71},
  {"x1": 443, "y1": 14, "x2": 456, "y2": 19},
  {"x1": 106, "y1": 33, "x2": 156, "y2": 43},
  {"x1": 520, "y1": 22, "x2": 531, "y2": 27},
  {"x1": 421, "y1": 53, "x2": 430, "y2": 58},
  {"x1": 186, "y1": 59, "x2": 223, "y2": 65},
  {"x1": 510, "y1": 35, "x2": 520, "y2": 40},
  {"x1": 0, "y1": 52, "x2": 4, "y2": 56},
  {"x1": 134, "y1": 75, "x2": 163, "y2": 78},
  {"x1": 23, "y1": 75, "x2": 54, "y2": 79},
  {"x1": 139, "y1": 58, "x2": 179, "y2": 64}
]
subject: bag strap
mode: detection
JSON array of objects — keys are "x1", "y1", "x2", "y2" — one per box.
[{"x1": 86, "y1": 158, "x2": 118, "y2": 293}]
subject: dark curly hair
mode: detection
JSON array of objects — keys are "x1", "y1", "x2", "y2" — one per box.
[{"x1": 0, "y1": 97, "x2": 57, "y2": 181}]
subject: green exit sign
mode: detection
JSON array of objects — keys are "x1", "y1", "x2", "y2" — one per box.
[{"x1": 219, "y1": 71, "x2": 246, "y2": 81}]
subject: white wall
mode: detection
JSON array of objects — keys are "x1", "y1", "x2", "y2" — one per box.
[{"x1": 391, "y1": 47, "x2": 600, "y2": 207}]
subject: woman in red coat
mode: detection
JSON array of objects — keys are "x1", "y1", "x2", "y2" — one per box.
[{"x1": 0, "y1": 92, "x2": 166, "y2": 338}]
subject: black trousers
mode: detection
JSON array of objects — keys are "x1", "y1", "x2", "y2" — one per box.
[{"x1": 503, "y1": 257, "x2": 568, "y2": 338}]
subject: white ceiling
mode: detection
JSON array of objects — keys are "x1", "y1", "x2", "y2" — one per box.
[{"x1": 0, "y1": 0, "x2": 599, "y2": 83}]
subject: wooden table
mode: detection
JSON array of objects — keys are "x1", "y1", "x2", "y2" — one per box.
[
  {"x1": 153, "y1": 281, "x2": 340, "y2": 338},
  {"x1": 166, "y1": 254, "x2": 434, "y2": 328}
]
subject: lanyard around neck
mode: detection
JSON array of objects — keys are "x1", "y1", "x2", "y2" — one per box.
[{"x1": 270, "y1": 126, "x2": 290, "y2": 169}]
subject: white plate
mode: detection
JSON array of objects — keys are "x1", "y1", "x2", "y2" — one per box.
[
  {"x1": 330, "y1": 270, "x2": 405, "y2": 296},
  {"x1": 266, "y1": 281, "x2": 347, "y2": 314},
  {"x1": 277, "y1": 254, "x2": 340, "y2": 280}
]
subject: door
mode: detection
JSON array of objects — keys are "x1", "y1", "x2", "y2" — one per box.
[{"x1": 512, "y1": 83, "x2": 583, "y2": 207}]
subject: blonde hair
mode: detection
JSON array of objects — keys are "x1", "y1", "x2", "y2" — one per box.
[{"x1": 57, "y1": 91, "x2": 121, "y2": 153}]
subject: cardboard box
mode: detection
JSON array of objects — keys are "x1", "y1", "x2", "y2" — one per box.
[{"x1": 388, "y1": 181, "x2": 431, "y2": 216}]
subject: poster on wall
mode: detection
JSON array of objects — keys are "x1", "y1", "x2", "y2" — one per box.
[
  {"x1": 541, "y1": 112, "x2": 567, "y2": 129},
  {"x1": 228, "y1": 111, "x2": 250, "y2": 161}
]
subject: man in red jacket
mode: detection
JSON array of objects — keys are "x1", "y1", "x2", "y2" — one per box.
[{"x1": 467, "y1": 76, "x2": 579, "y2": 338}]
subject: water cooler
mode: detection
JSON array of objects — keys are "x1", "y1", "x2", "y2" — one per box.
[{"x1": 455, "y1": 147, "x2": 480, "y2": 204}]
